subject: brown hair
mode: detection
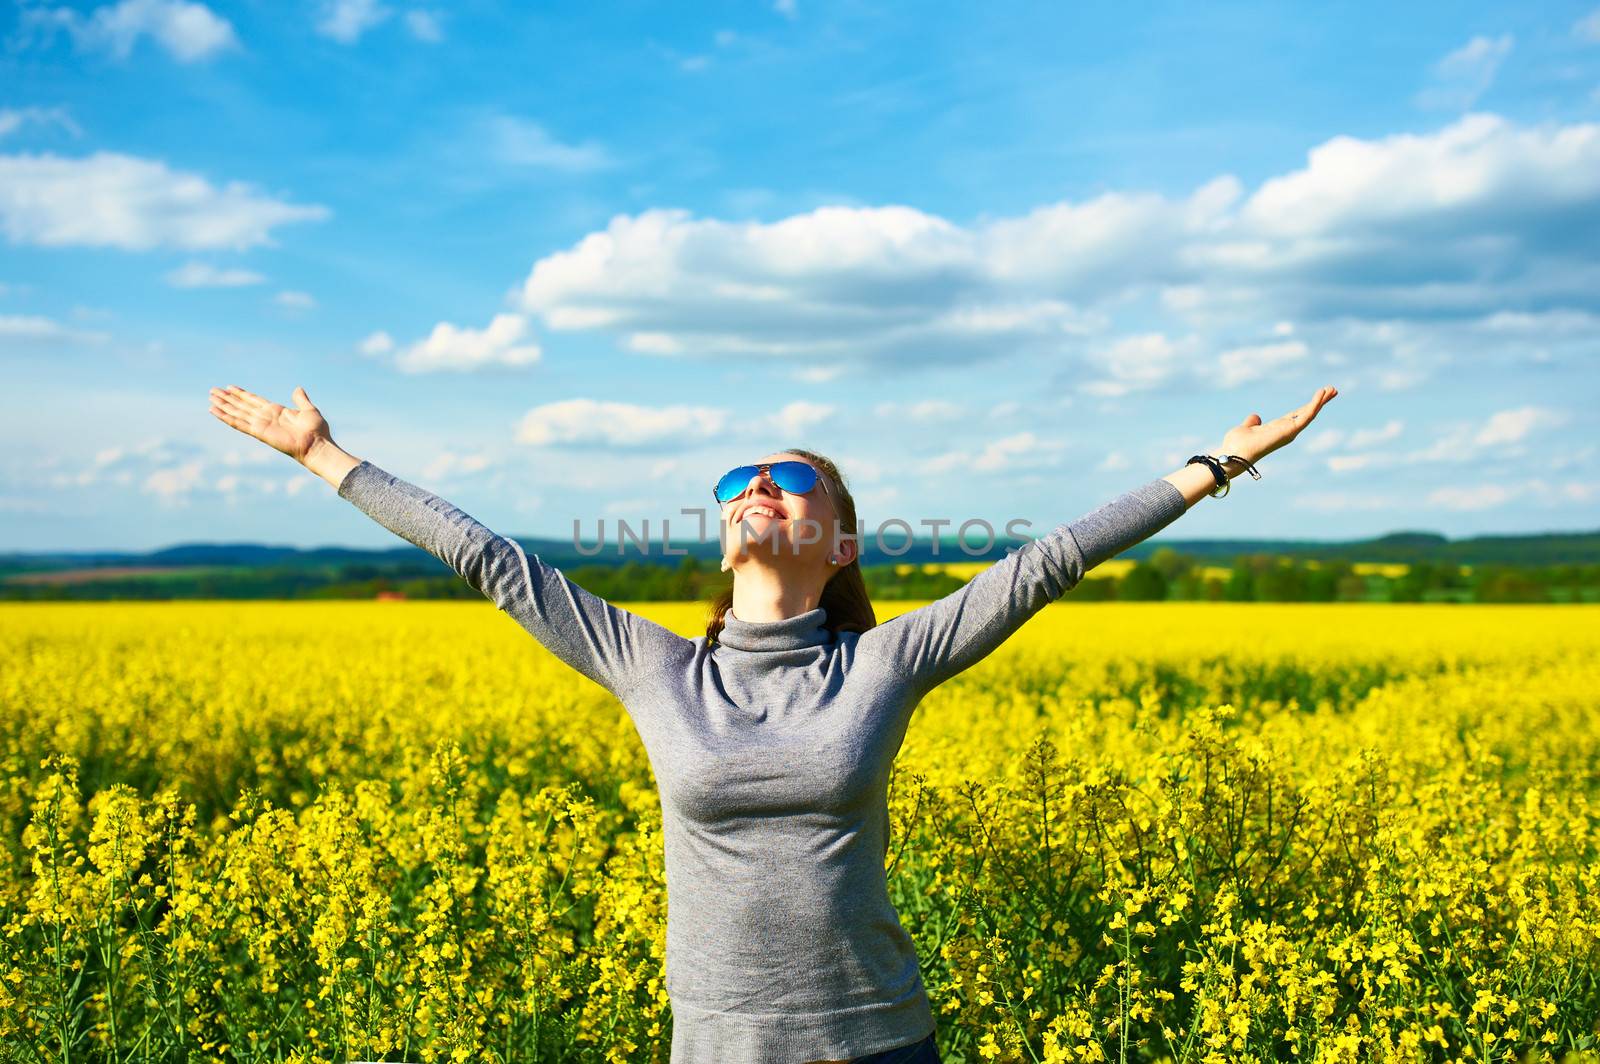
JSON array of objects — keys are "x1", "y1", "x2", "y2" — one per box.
[{"x1": 705, "y1": 446, "x2": 878, "y2": 644}]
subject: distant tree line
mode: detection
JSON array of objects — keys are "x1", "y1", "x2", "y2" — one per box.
[
  {"x1": 1090, "y1": 548, "x2": 1598, "y2": 604},
  {"x1": 2, "y1": 550, "x2": 1595, "y2": 603}
]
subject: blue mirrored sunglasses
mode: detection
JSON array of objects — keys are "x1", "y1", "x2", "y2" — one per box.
[{"x1": 712, "y1": 461, "x2": 830, "y2": 504}]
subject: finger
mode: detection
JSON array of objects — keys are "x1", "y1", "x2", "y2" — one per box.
[
  {"x1": 292, "y1": 385, "x2": 314, "y2": 411},
  {"x1": 209, "y1": 406, "x2": 249, "y2": 433},
  {"x1": 226, "y1": 385, "x2": 272, "y2": 413},
  {"x1": 224, "y1": 384, "x2": 273, "y2": 412},
  {"x1": 1283, "y1": 386, "x2": 1337, "y2": 427},
  {"x1": 212, "y1": 392, "x2": 254, "y2": 420},
  {"x1": 1279, "y1": 391, "x2": 1321, "y2": 424},
  {"x1": 215, "y1": 386, "x2": 258, "y2": 415},
  {"x1": 1300, "y1": 385, "x2": 1337, "y2": 420}
]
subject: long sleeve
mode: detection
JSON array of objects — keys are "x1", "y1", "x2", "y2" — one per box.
[
  {"x1": 336, "y1": 459, "x2": 694, "y2": 701},
  {"x1": 855, "y1": 477, "x2": 1189, "y2": 694}
]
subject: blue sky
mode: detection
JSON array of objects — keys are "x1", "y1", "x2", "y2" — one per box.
[{"x1": 3, "y1": 0, "x2": 1599, "y2": 553}]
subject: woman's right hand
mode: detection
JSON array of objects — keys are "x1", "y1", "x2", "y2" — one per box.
[
  {"x1": 1218, "y1": 384, "x2": 1339, "y2": 466},
  {"x1": 208, "y1": 384, "x2": 332, "y2": 465}
]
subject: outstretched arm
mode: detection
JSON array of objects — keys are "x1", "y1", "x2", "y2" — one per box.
[
  {"x1": 334, "y1": 459, "x2": 692, "y2": 699},
  {"x1": 857, "y1": 386, "x2": 1339, "y2": 694},
  {"x1": 208, "y1": 384, "x2": 694, "y2": 701},
  {"x1": 855, "y1": 476, "x2": 1187, "y2": 693}
]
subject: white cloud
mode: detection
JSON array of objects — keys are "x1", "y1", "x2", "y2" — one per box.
[
  {"x1": 1305, "y1": 428, "x2": 1344, "y2": 453},
  {"x1": 792, "y1": 364, "x2": 846, "y2": 383},
  {"x1": 1292, "y1": 490, "x2": 1402, "y2": 512},
  {"x1": 518, "y1": 113, "x2": 1600, "y2": 375},
  {"x1": 1415, "y1": 35, "x2": 1513, "y2": 111},
  {"x1": 0, "y1": 496, "x2": 54, "y2": 514},
  {"x1": 1081, "y1": 333, "x2": 1200, "y2": 397},
  {"x1": 0, "y1": 151, "x2": 328, "y2": 250},
  {"x1": 624, "y1": 331, "x2": 683, "y2": 354},
  {"x1": 515, "y1": 399, "x2": 728, "y2": 448},
  {"x1": 144, "y1": 459, "x2": 207, "y2": 501},
  {"x1": 1473, "y1": 405, "x2": 1559, "y2": 446},
  {"x1": 1376, "y1": 366, "x2": 1429, "y2": 391},
  {"x1": 1427, "y1": 483, "x2": 1514, "y2": 511},
  {"x1": 519, "y1": 204, "x2": 1084, "y2": 369},
  {"x1": 1477, "y1": 308, "x2": 1600, "y2": 334},
  {"x1": 602, "y1": 497, "x2": 657, "y2": 517},
  {"x1": 1237, "y1": 112, "x2": 1600, "y2": 242},
  {"x1": 1216, "y1": 339, "x2": 1309, "y2": 387},
  {"x1": 926, "y1": 431, "x2": 1064, "y2": 475},
  {"x1": 1548, "y1": 480, "x2": 1597, "y2": 503},
  {"x1": 0, "y1": 106, "x2": 81, "y2": 140},
  {"x1": 1346, "y1": 419, "x2": 1404, "y2": 449},
  {"x1": 23, "y1": 0, "x2": 238, "y2": 62},
  {"x1": 1327, "y1": 454, "x2": 1381, "y2": 473},
  {"x1": 830, "y1": 454, "x2": 883, "y2": 483},
  {"x1": 47, "y1": 436, "x2": 297, "y2": 505},
  {"x1": 773, "y1": 400, "x2": 834, "y2": 437},
  {"x1": 164, "y1": 260, "x2": 265, "y2": 287},
  {"x1": 358, "y1": 330, "x2": 395, "y2": 355},
  {"x1": 422, "y1": 451, "x2": 492, "y2": 481},
  {"x1": 316, "y1": 0, "x2": 391, "y2": 43},
  {"x1": 404, "y1": 9, "x2": 442, "y2": 42},
  {"x1": 484, "y1": 115, "x2": 614, "y2": 173},
  {"x1": 273, "y1": 289, "x2": 315, "y2": 309},
  {"x1": 873, "y1": 399, "x2": 963, "y2": 423},
  {"x1": 1097, "y1": 451, "x2": 1131, "y2": 472},
  {"x1": 0, "y1": 314, "x2": 110, "y2": 343},
  {"x1": 1574, "y1": 8, "x2": 1600, "y2": 43},
  {"x1": 217, "y1": 448, "x2": 275, "y2": 468},
  {"x1": 1406, "y1": 405, "x2": 1567, "y2": 464},
  {"x1": 392, "y1": 312, "x2": 542, "y2": 372},
  {"x1": 1405, "y1": 478, "x2": 1596, "y2": 512},
  {"x1": 491, "y1": 112, "x2": 1600, "y2": 400}
]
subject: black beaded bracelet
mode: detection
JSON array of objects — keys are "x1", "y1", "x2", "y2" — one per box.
[
  {"x1": 1188, "y1": 454, "x2": 1262, "y2": 499},
  {"x1": 1187, "y1": 454, "x2": 1230, "y2": 497},
  {"x1": 1225, "y1": 454, "x2": 1263, "y2": 480}
]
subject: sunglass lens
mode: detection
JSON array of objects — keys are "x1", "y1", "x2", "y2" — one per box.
[
  {"x1": 714, "y1": 466, "x2": 760, "y2": 503},
  {"x1": 768, "y1": 462, "x2": 819, "y2": 494}
]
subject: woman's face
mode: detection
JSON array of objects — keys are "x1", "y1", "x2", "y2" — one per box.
[{"x1": 718, "y1": 452, "x2": 851, "y2": 573}]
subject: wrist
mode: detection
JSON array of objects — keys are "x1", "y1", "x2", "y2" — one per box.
[
  {"x1": 302, "y1": 436, "x2": 360, "y2": 488},
  {"x1": 1212, "y1": 450, "x2": 1260, "y2": 481}
]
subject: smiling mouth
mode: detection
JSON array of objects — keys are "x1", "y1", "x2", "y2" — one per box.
[{"x1": 737, "y1": 504, "x2": 784, "y2": 522}]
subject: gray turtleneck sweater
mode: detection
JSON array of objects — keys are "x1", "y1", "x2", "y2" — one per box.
[{"x1": 335, "y1": 459, "x2": 1190, "y2": 1063}]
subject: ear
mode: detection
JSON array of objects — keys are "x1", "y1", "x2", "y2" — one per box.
[{"x1": 833, "y1": 534, "x2": 858, "y2": 567}]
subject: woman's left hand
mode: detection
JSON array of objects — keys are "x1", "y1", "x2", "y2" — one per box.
[{"x1": 1220, "y1": 385, "x2": 1339, "y2": 465}]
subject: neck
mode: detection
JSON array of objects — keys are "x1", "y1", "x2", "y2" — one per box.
[
  {"x1": 729, "y1": 565, "x2": 825, "y2": 623},
  {"x1": 718, "y1": 602, "x2": 832, "y2": 652}
]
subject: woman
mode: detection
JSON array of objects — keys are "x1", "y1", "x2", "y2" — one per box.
[{"x1": 207, "y1": 382, "x2": 1338, "y2": 1064}]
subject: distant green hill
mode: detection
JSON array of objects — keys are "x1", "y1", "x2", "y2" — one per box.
[
  {"x1": 2, "y1": 525, "x2": 1596, "y2": 603},
  {"x1": 5, "y1": 524, "x2": 1599, "y2": 577}
]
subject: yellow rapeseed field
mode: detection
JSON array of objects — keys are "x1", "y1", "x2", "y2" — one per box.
[
  {"x1": 900, "y1": 560, "x2": 1440, "y2": 583},
  {"x1": 2, "y1": 601, "x2": 1597, "y2": 1063}
]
